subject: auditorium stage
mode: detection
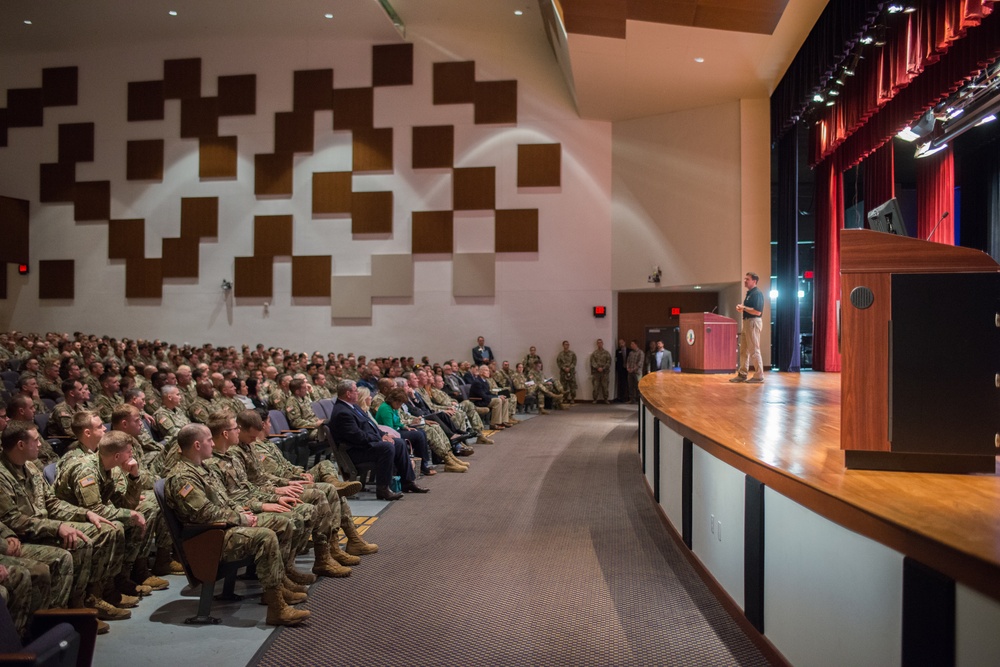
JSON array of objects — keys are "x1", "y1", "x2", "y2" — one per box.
[{"x1": 638, "y1": 370, "x2": 1000, "y2": 666}]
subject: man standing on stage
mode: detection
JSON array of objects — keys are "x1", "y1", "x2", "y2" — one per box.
[{"x1": 730, "y1": 272, "x2": 765, "y2": 384}]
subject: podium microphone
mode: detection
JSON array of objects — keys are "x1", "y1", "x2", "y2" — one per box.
[{"x1": 925, "y1": 211, "x2": 949, "y2": 241}]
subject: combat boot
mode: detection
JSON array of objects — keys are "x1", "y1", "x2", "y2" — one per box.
[
  {"x1": 327, "y1": 540, "x2": 360, "y2": 566},
  {"x1": 133, "y1": 557, "x2": 170, "y2": 591},
  {"x1": 332, "y1": 479, "x2": 362, "y2": 498},
  {"x1": 283, "y1": 577, "x2": 309, "y2": 594},
  {"x1": 86, "y1": 595, "x2": 131, "y2": 621},
  {"x1": 285, "y1": 565, "x2": 317, "y2": 586},
  {"x1": 311, "y1": 543, "x2": 352, "y2": 577},
  {"x1": 443, "y1": 454, "x2": 468, "y2": 473},
  {"x1": 152, "y1": 547, "x2": 184, "y2": 576},
  {"x1": 476, "y1": 432, "x2": 494, "y2": 444},
  {"x1": 259, "y1": 584, "x2": 308, "y2": 605},
  {"x1": 342, "y1": 520, "x2": 378, "y2": 556},
  {"x1": 538, "y1": 407, "x2": 550, "y2": 414},
  {"x1": 263, "y1": 587, "x2": 311, "y2": 626},
  {"x1": 96, "y1": 619, "x2": 110, "y2": 635}
]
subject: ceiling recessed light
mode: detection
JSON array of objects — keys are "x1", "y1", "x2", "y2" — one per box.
[
  {"x1": 168, "y1": 10, "x2": 177, "y2": 16},
  {"x1": 694, "y1": 57, "x2": 705, "y2": 63},
  {"x1": 324, "y1": 13, "x2": 333, "y2": 19},
  {"x1": 514, "y1": 10, "x2": 523, "y2": 16}
]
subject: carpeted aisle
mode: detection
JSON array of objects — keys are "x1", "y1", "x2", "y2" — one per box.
[{"x1": 252, "y1": 405, "x2": 771, "y2": 667}]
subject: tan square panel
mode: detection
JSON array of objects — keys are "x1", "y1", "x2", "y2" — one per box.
[
  {"x1": 163, "y1": 58, "x2": 201, "y2": 100},
  {"x1": 58, "y1": 123, "x2": 94, "y2": 163},
  {"x1": 234, "y1": 256, "x2": 273, "y2": 298},
  {"x1": 292, "y1": 255, "x2": 332, "y2": 298},
  {"x1": 128, "y1": 80, "x2": 165, "y2": 122},
  {"x1": 199, "y1": 136, "x2": 238, "y2": 179},
  {"x1": 180, "y1": 198, "x2": 219, "y2": 238},
  {"x1": 412, "y1": 126, "x2": 454, "y2": 169},
  {"x1": 274, "y1": 111, "x2": 314, "y2": 154},
  {"x1": 331, "y1": 275, "x2": 373, "y2": 319},
  {"x1": 412, "y1": 211, "x2": 453, "y2": 254},
  {"x1": 161, "y1": 237, "x2": 200, "y2": 279},
  {"x1": 294, "y1": 69, "x2": 334, "y2": 111},
  {"x1": 108, "y1": 219, "x2": 145, "y2": 260},
  {"x1": 73, "y1": 181, "x2": 110, "y2": 221},
  {"x1": 125, "y1": 258, "x2": 162, "y2": 299},
  {"x1": 517, "y1": 144, "x2": 561, "y2": 187},
  {"x1": 39, "y1": 162, "x2": 76, "y2": 203},
  {"x1": 352, "y1": 128, "x2": 393, "y2": 172},
  {"x1": 217, "y1": 74, "x2": 256, "y2": 116},
  {"x1": 495, "y1": 209, "x2": 539, "y2": 253},
  {"x1": 453, "y1": 167, "x2": 495, "y2": 210},
  {"x1": 0, "y1": 196, "x2": 30, "y2": 264},
  {"x1": 42, "y1": 66, "x2": 78, "y2": 107},
  {"x1": 371, "y1": 254, "x2": 414, "y2": 298},
  {"x1": 254, "y1": 215, "x2": 293, "y2": 257},
  {"x1": 312, "y1": 172, "x2": 352, "y2": 215},
  {"x1": 352, "y1": 192, "x2": 393, "y2": 235},
  {"x1": 474, "y1": 81, "x2": 517, "y2": 125},
  {"x1": 372, "y1": 43, "x2": 413, "y2": 87},
  {"x1": 433, "y1": 61, "x2": 475, "y2": 105},
  {"x1": 180, "y1": 97, "x2": 219, "y2": 139},
  {"x1": 127, "y1": 139, "x2": 164, "y2": 181},
  {"x1": 333, "y1": 88, "x2": 374, "y2": 131},
  {"x1": 255, "y1": 152, "x2": 293, "y2": 196},
  {"x1": 453, "y1": 253, "x2": 495, "y2": 297}
]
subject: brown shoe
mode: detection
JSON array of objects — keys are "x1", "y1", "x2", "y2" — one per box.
[
  {"x1": 96, "y1": 619, "x2": 110, "y2": 635},
  {"x1": 152, "y1": 547, "x2": 185, "y2": 576},
  {"x1": 476, "y1": 433, "x2": 494, "y2": 444},
  {"x1": 345, "y1": 535, "x2": 379, "y2": 556},
  {"x1": 283, "y1": 577, "x2": 309, "y2": 594},
  {"x1": 376, "y1": 486, "x2": 403, "y2": 501},
  {"x1": 285, "y1": 567, "x2": 317, "y2": 586},
  {"x1": 312, "y1": 558, "x2": 352, "y2": 578},
  {"x1": 324, "y1": 541, "x2": 360, "y2": 567},
  {"x1": 333, "y1": 479, "x2": 363, "y2": 498},
  {"x1": 263, "y1": 587, "x2": 311, "y2": 626},
  {"x1": 87, "y1": 595, "x2": 131, "y2": 621},
  {"x1": 141, "y1": 575, "x2": 170, "y2": 591}
]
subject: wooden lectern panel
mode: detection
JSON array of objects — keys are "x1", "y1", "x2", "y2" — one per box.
[{"x1": 678, "y1": 313, "x2": 737, "y2": 373}]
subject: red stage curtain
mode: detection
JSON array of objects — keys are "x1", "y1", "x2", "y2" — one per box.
[
  {"x1": 863, "y1": 141, "x2": 895, "y2": 210},
  {"x1": 916, "y1": 144, "x2": 956, "y2": 243},
  {"x1": 812, "y1": 157, "x2": 844, "y2": 372}
]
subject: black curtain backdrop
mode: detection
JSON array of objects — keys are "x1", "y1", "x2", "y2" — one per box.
[
  {"x1": 775, "y1": 129, "x2": 802, "y2": 373},
  {"x1": 959, "y1": 130, "x2": 1000, "y2": 262}
]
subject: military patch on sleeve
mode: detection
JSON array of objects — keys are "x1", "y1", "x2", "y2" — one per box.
[
  {"x1": 260, "y1": 454, "x2": 267, "y2": 461},
  {"x1": 79, "y1": 475, "x2": 96, "y2": 488},
  {"x1": 179, "y1": 483, "x2": 194, "y2": 498}
]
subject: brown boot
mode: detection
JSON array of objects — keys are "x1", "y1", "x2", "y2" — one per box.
[
  {"x1": 285, "y1": 565, "x2": 317, "y2": 586},
  {"x1": 476, "y1": 433, "x2": 494, "y2": 444},
  {"x1": 332, "y1": 479, "x2": 362, "y2": 498},
  {"x1": 86, "y1": 595, "x2": 131, "y2": 621},
  {"x1": 283, "y1": 577, "x2": 309, "y2": 594},
  {"x1": 132, "y1": 559, "x2": 169, "y2": 591},
  {"x1": 539, "y1": 407, "x2": 550, "y2": 414},
  {"x1": 343, "y1": 521, "x2": 378, "y2": 556},
  {"x1": 152, "y1": 547, "x2": 185, "y2": 576},
  {"x1": 311, "y1": 543, "x2": 352, "y2": 578},
  {"x1": 263, "y1": 587, "x2": 311, "y2": 626},
  {"x1": 327, "y1": 541, "x2": 360, "y2": 566},
  {"x1": 96, "y1": 619, "x2": 110, "y2": 635},
  {"x1": 444, "y1": 455, "x2": 468, "y2": 473}
]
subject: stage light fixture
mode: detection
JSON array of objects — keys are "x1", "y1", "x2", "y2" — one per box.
[
  {"x1": 897, "y1": 109, "x2": 935, "y2": 141},
  {"x1": 769, "y1": 289, "x2": 779, "y2": 300},
  {"x1": 860, "y1": 35, "x2": 874, "y2": 45},
  {"x1": 975, "y1": 114, "x2": 997, "y2": 126},
  {"x1": 887, "y1": 4, "x2": 904, "y2": 14},
  {"x1": 915, "y1": 141, "x2": 948, "y2": 159},
  {"x1": 813, "y1": 93, "x2": 824, "y2": 103}
]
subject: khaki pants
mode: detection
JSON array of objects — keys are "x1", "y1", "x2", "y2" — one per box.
[{"x1": 737, "y1": 317, "x2": 764, "y2": 379}]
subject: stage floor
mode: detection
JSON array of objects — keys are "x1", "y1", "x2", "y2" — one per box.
[{"x1": 639, "y1": 370, "x2": 1000, "y2": 602}]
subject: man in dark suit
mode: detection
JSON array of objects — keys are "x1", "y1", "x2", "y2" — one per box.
[
  {"x1": 329, "y1": 380, "x2": 427, "y2": 500},
  {"x1": 471, "y1": 336, "x2": 494, "y2": 366},
  {"x1": 648, "y1": 341, "x2": 674, "y2": 372},
  {"x1": 614, "y1": 339, "x2": 629, "y2": 402},
  {"x1": 468, "y1": 366, "x2": 507, "y2": 429}
]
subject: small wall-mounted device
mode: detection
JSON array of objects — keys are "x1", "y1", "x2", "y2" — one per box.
[{"x1": 648, "y1": 266, "x2": 662, "y2": 284}]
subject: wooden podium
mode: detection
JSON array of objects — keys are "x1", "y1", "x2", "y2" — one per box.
[
  {"x1": 840, "y1": 229, "x2": 1000, "y2": 472},
  {"x1": 679, "y1": 313, "x2": 737, "y2": 373}
]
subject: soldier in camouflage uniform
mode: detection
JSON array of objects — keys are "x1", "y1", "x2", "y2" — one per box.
[
  {"x1": 153, "y1": 386, "x2": 189, "y2": 447},
  {"x1": 268, "y1": 374, "x2": 292, "y2": 412},
  {"x1": 6, "y1": 397, "x2": 58, "y2": 466},
  {"x1": 93, "y1": 372, "x2": 123, "y2": 424},
  {"x1": 174, "y1": 366, "x2": 197, "y2": 411},
  {"x1": 0, "y1": 421, "x2": 129, "y2": 624},
  {"x1": 186, "y1": 381, "x2": 215, "y2": 425},
  {"x1": 522, "y1": 346, "x2": 542, "y2": 373},
  {"x1": 163, "y1": 423, "x2": 310, "y2": 626},
  {"x1": 61, "y1": 410, "x2": 105, "y2": 464},
  {"x1": 36, "y1": 360, "x2": 64, "y2": 403},
  {"x1": 556, "y1": 341, "x2": 578, "y2": 404},
  {"x1": 529, "y1": 361, "x2": 563, "y2": 411},
  {"x1": 0, "y1": 520, "x2": 63, "y2": 638},
  {"x1": 589, "y1": 339, "x2": 613, "y2": 403},
  {"x1": 122, "y1": 389, "x2": 165, "y2": 473},
  {"x1": 46, "y1": 379, "x2": 89, "y2": 439}
]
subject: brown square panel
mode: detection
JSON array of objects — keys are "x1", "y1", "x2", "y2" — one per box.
[
  {"x1": 352, "y1": 192, "x2": 393, "y2": 235},
  {"x1": 127, "y1": 139, "x2": 164, "y2": 181},
  {"x1": 433, "y1": 62, "x2": 475, "y2": 105},
  {"x1": 128, "y1": 81, "x2": 165, "y2": 121},
  {"x1": 180, "y1": 198, "x2": 219, "y2": 238},
  {"x1": 255, "y1": 152, "x2": 293, "y2": 196},
  {"x1": 161, "y1": 237, "x2": 200, "y2": 278},
  {"x1": 39, "y1": 162, "x2": 76, "y2": 203},
  {"x1": 39, "y1": 260, "x2": 74, "y2": 299},
  {"x1": 181, "y1": 97, "x2": 218, "y2": 139},
  {"x1": 372, "y1": 43, "x2": 413, "y2": 87},
  {"x1": 627, "y1": 0, "x2": 697, "y2": 24},
  {"x1": 312, "y1": 172, "x2": 352, "y2": 215},
  {"x1": 293, "y1": 69, "x2": 334, "y2": 111},
  {"x1": 475, "y1": 81, "x2": 517, "y2": 125},
  {"x1": 517, "y1": 143, "x2": 561, "y2": 187},
  {"x1": 291, "y1": 255, "x2": 332, "y2": 298},
  {"x1": 217, "y1": 74, "x2": 256, "y2": 116},
  {"x1": 412, "y1": 210, "x2": 453, "y2": 254},
  {"x1": 274, "y1": 111, "x2": 314, "y2": 154},
  {"x1": 562, "y1": 0, "x2": 628, "y2": 37},
  {"x1": 199, "y1": 136, "x2": 238, "y2": 179},
  {"x1": 73, "y1": 181, "x2": 110, "y2": 221},
  {"x1": 453, "y1": 167, "x2": 495, "y2": 210},
  {"x1": 0, "y1": 108, "x2": 7, "y2": 147},
  {"x1": 412, "y1": 125, "x2": 454, "y2": 169},
  {"x1": 234, "y1": 256, "x2": 273, "y2": 298},
  {"x1": 0, "y1": 264, "x2": 6, "y2": 299},
  {"x1": 42, "y1": 67, "x2": 78, "y2": 107},
  {"x1": 254, "y1": 215, "x2": 293, "y2": 257},
  {"x1": 495, "y1": 209, "x2": 539, "y2": 253},
  {"x1": 7, "y1": 89, "x2": 44, "y2": 127},
  {"x1": 352, "y1": 128, "x2": 393, "y2": 172},
  {"x1": 0, "y1": 196, "x2": 30, "y2": 264},
  {"x1": 163, "y1": 58, "x2": 201, "y2": 99},
  {"x1": 58, "y1": 123, "x2": 94, "y2": 163},
  {"x1": 694, "y1": 5, "x2": 783, "y2": 34},
  {"x1": 332, "y1": 87, "x2": 373, "y2": 131},
  {"x1": 108, "y1": 219, "x2": 145, "y2": 260},
  {"x1": 125, "y1": 258, "x2": 162, "y2": 299}
]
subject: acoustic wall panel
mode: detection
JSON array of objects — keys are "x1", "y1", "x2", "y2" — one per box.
[
  {"x1": 412, "y1": 125, "x2": 454, "y2": 169},
  {"x1": 474, "y1": 80, "x2": 517, "y2": 125},
  {"x1": 453, "y1": 167, "x2": 495, "y2": 210},
  {"x1": 291, "y1": 255, "x2": 332, "y2": 298},
  {"x1": 0, "y1": 108, "x2": 7, "y2": 147},
  {"x1": 253, "y1": 215, "x2": 293, "y2": 257},
  {"x1": 39, "y1": 260, "x2": 74, "y2": 299},
  {"x1": 255, "y1": 152, "x2": 293, "y2": 196},
  {"x1": 234, "y1": 256, "x2": 273, "y2": 298},
  {"x1": 312, "y1": 172, "x2": 352, "y2": 215},
  {"x1": 180, "y1": 198, "x2": 219, "y2": 238},
  {"x1": 73, "y1": 181, "x2": 110, "y2": 221},
  {"x1": 217, "y1": 74, "x2": 256, "y2": 116},
  {"x1": 39, "y1": 162, "x2": 75, "y2": 203},
  {"x1": 412, "y1": 211, "x2": 454, "y2": 254},
  {"x1": 125, "y1": 258, "x2": 162, "y2": 299},
  {"x1": 351, "y1": 192, "x2": 393, "y2": 235},
  {"x1": 433, "y1": 61, "x2": 476, "y2": 105},
  {"x1": 371, "y1": 254, "x2": 414, "y2": 298},
  {"x1": 180, "y1": 97, "x2": 219, "y2": 139},
  {"x1": 128, "y1": 81, "x2": 165, "y2": 121},
  {"x1": 331, "y1": 275, "x2": 372, "y2": 318},
  {"x1": 0, "y1": 196, "x2": 29, "y2": 264},
  {"x1": 7, "y1": 89, "x2": 44, "y2": 128},
  {"x1": 199, "y1": 136, "x2": 237, "y2": 179},
  {"x1": 333, "y1": 88, "x2": 374, "y2": 131},
  {"x1": 517, "y1": 143, "x2": 561, "y2": 187},
  {"x1": 107, "y1": 219, "x2": 145, "y2": 260},
  {"x1": 352, "y1": 128, "x2": 393, "y2": 172},
  {"x1": 372, "y1": 43, "x2": 413, "y2": 87},
  {"x1": 453, "y1": 253, "x2": 495, "y2": 297},
  {"x1": 126, "y1": 139, "x2": 164, "y2": 181},
  {"x1": 58, "y1": 123, "x2": 94, "y2": 163},
  {"x1": 495, "y1": 209, "x2": 539, "y2": 252},
  {"x1": 161, "y1": 237, "x2": 200, "y2": 278},
  {"x1": 163, "y1": 58, "x2": 201, "y2": 100},
  {"x1": 274, "y1": 111, "x2": 314, "y2": 154},
  {"x1": 41, "y1": 66, "x2": 78, "y2": 107},
  {"x1": 293, "y1": 69, "x2": 334, "y2": 111}
]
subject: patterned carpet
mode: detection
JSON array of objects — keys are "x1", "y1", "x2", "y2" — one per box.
[{"x1": 252, "y1": 405, "x2": 771, "y2": 667}]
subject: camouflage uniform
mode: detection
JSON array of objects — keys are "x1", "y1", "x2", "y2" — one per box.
[
  {"x1": 163, "y1": 458, "x2": 284, "y2": 590},
  {"x1": 143, "y1": 388, "x2": 161, "y2": 416},
  {"x1": 0, "y1": 521, "x2": 60, "y2": 636},
  {"x1": 47, "y1": 401, "x2": 78, "y2": 439},
  {"x1": 589, "y1": 348, "x2": 613, "y2": 402},
  {"x1": 556, "y1": 349, "x2": 578, "y2": 402},
  {"x1": 310, "y1": 386, "x2": 332, "y2": 402},
  {"x1": 528, "y1": 368, "x2": 563, "y2": 409},
  {"x1": 486, "y1": 376, "x2": 517, "y2": 422},
  {"x1": 178, "y1": 383, "x2": 197, "y2": 411},
  {"x1": 523, "y1": 353, "x2": 542, "y2": 370},
  {"x1": 428, "y1": 386, "x2": 485, "y2": 432},
  {"x1": 285, "y1": 395, "x2": 328, "y2": 448},
  {"x1": 0, "y1": 455, "x2": 124, "y2": 607},
  {"x1": 214, "y1": 397, "x2": 247, "y2": 420},
  {"x1": 186, "y1": 396, "x2": 213, "y2": 425},
  {"x1": 417, "y1": 388, "x2": 470, "y2": 432},
  {"x1": 269, "y1": 388, "x2": 290, "y2": 413},
  {"x1": 94, "y1": 393, "x2": 124, "y2": 424},
  {"x1": 153, "y1": 405, "x2": 190, "y2": 446}
]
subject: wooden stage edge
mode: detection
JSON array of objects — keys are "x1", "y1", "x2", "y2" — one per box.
[{"x1": 639, "y1": 370, "x2": 1000, "y2": 604}]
